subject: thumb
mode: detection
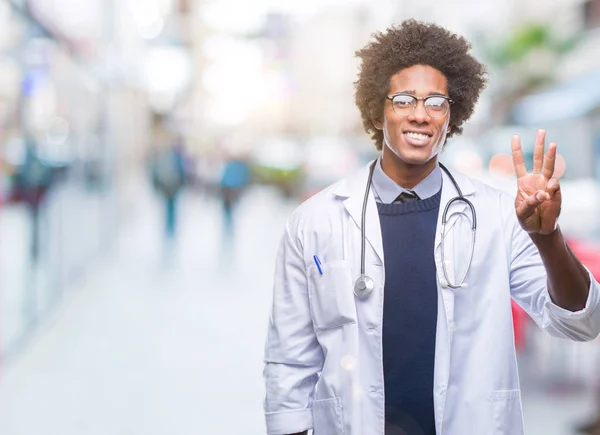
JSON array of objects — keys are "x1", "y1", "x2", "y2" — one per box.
[{"x1": 516, "y1": 190, "x2": 549, "y2": 218}]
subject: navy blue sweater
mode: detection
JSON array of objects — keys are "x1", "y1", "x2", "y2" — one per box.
[{"x1": 377, "y1": 189, "x2": 441, "y2": 435}]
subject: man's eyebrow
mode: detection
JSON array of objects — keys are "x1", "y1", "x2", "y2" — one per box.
[{"x1": 391, "y1": 90, "x2": 447, "y2": 96}]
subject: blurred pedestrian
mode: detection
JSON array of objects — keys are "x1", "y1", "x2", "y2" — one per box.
[
  {"x1": 150, "y1": 136, "x2": 186, "y2": 242},
  {"x1": 219, "y1": 156, "x2": 250, "y2": 233},
  {"x1": 12, "y1": 138, "x2": 55, "y2": 262},
  {"x1": 263, "y1": 20, "x2": 600, "y2": 435}
]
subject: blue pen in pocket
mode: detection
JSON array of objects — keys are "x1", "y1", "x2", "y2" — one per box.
[{"x1": 313, "y1": 255, "x2": 323, "y2": 275}]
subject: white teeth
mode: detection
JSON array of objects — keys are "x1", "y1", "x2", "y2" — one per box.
[{"x1": 405, "y1": 132, "x2": 429, "y2": 141}]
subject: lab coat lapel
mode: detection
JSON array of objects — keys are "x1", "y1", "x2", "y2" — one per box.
[
  {"x1": 434, "y1": 169, "x2": 476, "y2": 277},
  {"x1": 433, "y1": 167, "x2": 476, "y2": 323},
  {"x1": 333, "y1": 162, "x2": 384, "y2": 265},
  {"x1": 434, "y1": 169, "x2": 473, "y2": 251}
]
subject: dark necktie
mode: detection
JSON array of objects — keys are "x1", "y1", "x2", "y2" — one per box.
[{"x1": 395, "y1": 191, "x2": 420, "y2": 203}]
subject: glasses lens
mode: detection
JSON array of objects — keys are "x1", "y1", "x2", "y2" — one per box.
[
  {"x1": 391, "y1": 95, "x2": 416, "y2": 115},
  {"x1": 425, "y1": 97, "x2": 449, "y2": 117}
]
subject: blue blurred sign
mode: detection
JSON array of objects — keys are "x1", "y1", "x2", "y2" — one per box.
[
  {"x1": 20, "y1": 69, "x2": 48, "y2": 96},
  {"x1": 512, "y1": 72, "x2": 600, "y2": 125}
]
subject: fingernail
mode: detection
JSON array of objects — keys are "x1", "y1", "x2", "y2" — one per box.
[{"x1": 537, "y1": 192, "x2": 545, "y2": 201}]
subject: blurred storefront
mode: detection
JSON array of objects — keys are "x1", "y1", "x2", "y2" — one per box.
[{"x1": 0, "y1": 0, "x2": 160, "y2": 361}]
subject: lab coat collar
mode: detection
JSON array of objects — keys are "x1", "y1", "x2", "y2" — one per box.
[
  {"x1": 332, "y1": 160, "x2": 477, "y2": 263},
  {"x1": 331, "y1": 160, "x2": 476, "y2": 200}
]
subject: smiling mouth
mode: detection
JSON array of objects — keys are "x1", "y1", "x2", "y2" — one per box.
[{"x1": 403, "y1": 131, "x2": 432, "y2": 145}]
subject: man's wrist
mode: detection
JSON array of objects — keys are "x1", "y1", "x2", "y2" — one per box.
[{"x1": 529, "y1": 224, "x2": 562, "y2": 248}]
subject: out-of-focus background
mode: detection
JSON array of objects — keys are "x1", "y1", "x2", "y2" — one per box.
[{"x1": 0, "y1": 0, "x2": 599, "y2": 434}]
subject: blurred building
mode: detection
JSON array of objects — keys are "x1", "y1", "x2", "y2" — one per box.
[
  {"x1": 179, "y1": 0, "x2": 600, "y2": 150},
  {"x1": 0, "y1": 0, "x2": 194, "y2": 360}
]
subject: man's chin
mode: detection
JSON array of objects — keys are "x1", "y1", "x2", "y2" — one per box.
[
  {"x1": 394, "y1": 151, "x2": 436, "y2": 166},
  {"x1": 384, "y1": 143, "x2": 439, "y2": 166}
]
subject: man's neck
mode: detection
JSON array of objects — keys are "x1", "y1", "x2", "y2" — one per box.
[{"x1": 380, "y1": 152, "x2": 438, "y2": 190}]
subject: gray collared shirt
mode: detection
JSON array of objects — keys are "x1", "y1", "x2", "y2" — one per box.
[{"x1": 371, "y1": 157, "x2": 442, "y2": 203}]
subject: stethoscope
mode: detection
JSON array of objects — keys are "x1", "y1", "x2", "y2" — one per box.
[{"x1": 353, "y1": 161, "x2": 477, "y2": 298}]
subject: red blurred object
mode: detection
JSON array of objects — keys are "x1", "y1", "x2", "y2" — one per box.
[
  {"x1": 512, "y1": 237, "x2": 600, "y2": 352},
  {"x1": 512, "y1": 301, "x2": 527, "y2": 351}
]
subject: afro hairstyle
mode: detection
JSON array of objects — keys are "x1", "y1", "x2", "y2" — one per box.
[{"x1": 354, "y1": 19, "x2": 487, "y2": 150}]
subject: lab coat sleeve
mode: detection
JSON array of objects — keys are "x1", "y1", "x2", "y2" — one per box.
[
  {"x1": 507, "y1": 208, "x2": 600, "y2": 341},
  {"x1": 263, "y1": 219, "x2": 323, "y2": 434}
]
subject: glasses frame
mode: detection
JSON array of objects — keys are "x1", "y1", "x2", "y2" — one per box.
[{"x1": 385, "y1": 93, "x2": 454, "y2": 118}]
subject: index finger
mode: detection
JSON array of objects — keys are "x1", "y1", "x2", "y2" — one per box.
[{"x1": 511, "y1": 135, "x2": 528, "y2": 178}]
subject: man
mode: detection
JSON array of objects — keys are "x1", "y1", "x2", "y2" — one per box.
[{"x1": 263, "y1": 20, "x2": 600, "y2": 435}]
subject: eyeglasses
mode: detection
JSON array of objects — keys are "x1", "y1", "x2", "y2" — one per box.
[{"x1": 386, "y1": 93, "x2": 454, "y2": 118}]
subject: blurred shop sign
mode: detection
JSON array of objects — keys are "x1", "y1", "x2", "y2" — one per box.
[
  {"x1": 512, "y1": 71, "x2": 600, "y2": 125},
  {"x1": 21, "y1": 68, "x2": 46, "y2": 96}
]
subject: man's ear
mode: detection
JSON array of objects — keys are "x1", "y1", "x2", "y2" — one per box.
[{"x1": 373, "y1": 119, "x2": 383, "y2": 131}]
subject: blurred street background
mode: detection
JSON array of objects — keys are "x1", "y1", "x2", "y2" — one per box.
[{"x1": 0, "y1": 0, "x2": 599, "y2": 434}]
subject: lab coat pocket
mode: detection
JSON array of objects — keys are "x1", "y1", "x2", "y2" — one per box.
[
  {"x1": 312, "y1": 397, "x2": 344, "y2": 435},
  {"x1": 490, "y1": 389, "x2": 524, "y2": 435},
  {"x1": 308, "y1": 260, "x2": 356, "y2": 332}
]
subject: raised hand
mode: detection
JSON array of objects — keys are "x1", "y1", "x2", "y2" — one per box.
[{"x1": 511, "y1": 129, "x2": 561, "y2": 235}]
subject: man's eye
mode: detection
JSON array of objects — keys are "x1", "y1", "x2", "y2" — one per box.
[
  {"x1": 426, "y1": 97, "x2": 445, "y2": 107},
  {"x1": 393, "y1": 97, "x2": 414, "y2": 106}
]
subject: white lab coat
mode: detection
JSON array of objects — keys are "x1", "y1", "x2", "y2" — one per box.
[{"x1": 263, "y1": 162, "x2": 600, "y2": 435}]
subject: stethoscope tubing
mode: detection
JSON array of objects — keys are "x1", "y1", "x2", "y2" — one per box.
[
  {"x1": 360, "y1": 161, "x2": 377, "y2": 278},
  {"x1": 356, "y1": 160, "x2": 477, "y2": 296}
]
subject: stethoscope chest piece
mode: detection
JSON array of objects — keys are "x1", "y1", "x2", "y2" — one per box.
[{"x1": 354, "y1": 275, "x2": 374, "y2": 298}]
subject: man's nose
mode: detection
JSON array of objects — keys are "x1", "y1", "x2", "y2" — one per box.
[{"x1": 408, "y1": 101, "x2": 430, "y2": 123}]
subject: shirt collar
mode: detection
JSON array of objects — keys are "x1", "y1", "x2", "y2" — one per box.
[{"x1": 371, "y1": 156, "x2": 442, "y2": 204}]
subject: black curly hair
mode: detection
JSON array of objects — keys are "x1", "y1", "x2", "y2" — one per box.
[{"x1": 354, "y1": 19, "x2": 487, "y2": 150}]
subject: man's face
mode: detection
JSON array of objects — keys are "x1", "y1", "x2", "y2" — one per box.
[{"x1": 374, "y1": 65, "x2": 451, "y2": 167}]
